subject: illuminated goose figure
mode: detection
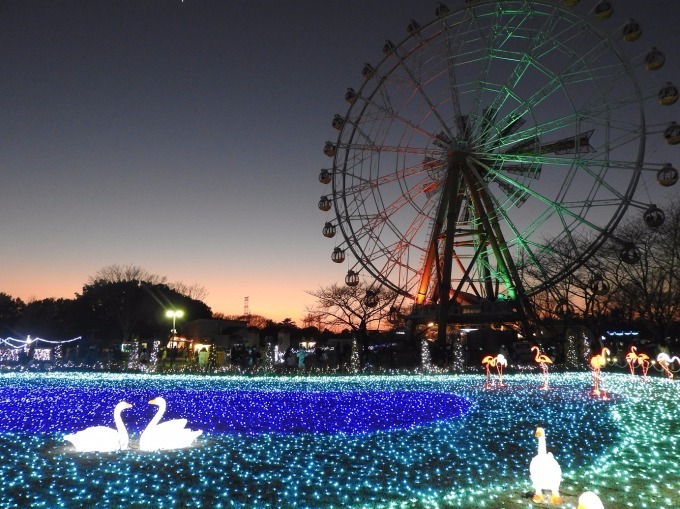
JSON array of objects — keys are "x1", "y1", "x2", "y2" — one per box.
[
  {"x1": 626, "y1": 346, "x2": 650, "y2": 378},
  {"x1": 529, "y1": 427, "x2": 563, "y2": 504},
  {"x1": 656, "y1": 352, "x2": 680, "y2": 379},
  {"x1": 140, "y1": 397, "x2": 202, "y2": 451},
  {"x1": 64, "y1": 401, "x2": 132, "y2": 452},
  {"x1": 531, "y1": 346, "x2": 553, "y2": 390},
  {"x1": 589, "y1": 348, "x2": 610, "y2": 398}
]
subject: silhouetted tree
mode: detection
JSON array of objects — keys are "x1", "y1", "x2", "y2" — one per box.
[
  {"x1": 307, "y1": 282, "x2": 398, "y2": 367},
  {"x1": 15, "y1": 298, "x2": 79, "y2": 340},
  {"x1": 600, "y1": 199, "x2": 680, "y2": 341},
  {"x1": 0, "y1": 293, "x2": 25, "y2": 337},
  {"x1": 77, "y1": 278, "x2": 212, "y2": 343}
]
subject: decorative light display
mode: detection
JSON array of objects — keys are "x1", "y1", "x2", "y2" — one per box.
[
  {"x1": 481, "y1": 354, "x2": 507, "y2": 388},
  {"x1": 578, "y1": 490, "x2": 605, "y2": 509},
  {"x1": 139, "y1": 397, "x2": 202, "y2": 451},
  {"x1": 127, "y1": 341, "x2": 139, "y2": 371},
  {"x1": 451, "y1": 333, "x2": 464, "y2": 372},
  {"x1": 0, "y1": 372, "x2": 678, "y2": 508},
  {"x1": 262, "y1": 341, "x2": 274, "y2": 372},
  {"x1": 148, "y1": 340, "x2": 161, "y2": 372},
  {"x1": 626, "y1": 345, "x2": 651, "y2": 378},
  {"x1": 350, "y1": 337, "x2": 360, "y2": 373},
  {"x1": 529, "y1": 426, "x2": 563, "y2": 504},
  {"x1": 207, "y1": 342, "x2": 217, "y2": 371},
  {"x1": 63, "y1": 401, "x2": 132, "y2": 452},
  {"x1": 565, "y1": 330, "x2": 579, "y2": 368},
  {"x1": 589, "y1": 348, "x2": 610, "y2": 399},
  {"x1": 656, "y1": 353, "x2": 680, "y2": 379},
  {"x1": 420, "y1": 337, "x2": 432, "y2": 372},
  {"x1": 0, "y1": 336, "x2": 81, "y2": 364},
  {"x1": 531, "y1": 345, "x2": 553, "y2": 389}
]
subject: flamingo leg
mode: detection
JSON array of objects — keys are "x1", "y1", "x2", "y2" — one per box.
[
  {"x1": 660, "y1": 362, "x2": 673, "y2": 379},
  {"x1": 541, "y1": 363, "x2": 549, "y2": 390},
  {"x1": 591, "y1": 368, "x2": 601, "y2": 396},
  {"x1": 641, "y1": 360, "x2": 650, "y2": 379}
]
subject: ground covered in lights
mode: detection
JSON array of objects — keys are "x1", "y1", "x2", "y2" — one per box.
[{"x1": 0, "y1": 373, "x2": 677, "y2": 508}]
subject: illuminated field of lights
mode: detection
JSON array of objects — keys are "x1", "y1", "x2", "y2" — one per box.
[{"x1": 0, "y1": 372, "x2": 677, "y2": 508}]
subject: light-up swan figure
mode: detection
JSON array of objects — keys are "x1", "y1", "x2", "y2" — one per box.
[
  {"x1": 64, "y1": 401, "x2": 132, "y2": 452},
  {"x1": 140, "y1": 397, "x2": 202, "y2": 451},
  {"x1": 481, "y1": 354, "x2": 507, "y2": 388},
  {"x1": 529, "y1": 426, "x2": 563, "y2": 504},
  {"x1": 589, "y1": 347, "x2": 610, "y2": 398},
  {"x1": 578, "y1": 491, "x2": 605, "y2": 509},
  {"x1": 626, "y1": 346, "x2": 650, "y2": 378},
  {"x1": 531, "y1": 346, "x2": 552, "y2": 390},
  {"x1": 656, "y1": 353, "x2": 680, "y2": 379}
]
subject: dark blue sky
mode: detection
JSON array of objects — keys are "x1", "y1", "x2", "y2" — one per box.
[{"x1": 1, "y1": 0, "x2": 679, "y2": 322}]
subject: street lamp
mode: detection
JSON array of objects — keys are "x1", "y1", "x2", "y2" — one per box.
[{"x1": 165, "y1": 309, "x2": 184, "y2": 334}]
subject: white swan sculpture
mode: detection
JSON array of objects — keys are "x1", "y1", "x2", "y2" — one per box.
[
  {"x1": 64, "y1": 401, "x2": 132, "y2": 452},
  {"x1": 529, "y1": 426, "x2": 563, "y2": 504},
  {"x1": 139, "y1": 396, "x2": 202, "y2": 451}
]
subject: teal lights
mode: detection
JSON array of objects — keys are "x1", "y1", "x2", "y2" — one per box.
[{"x1": 0, "y1": 373, "x2": 677, "y2": 508}]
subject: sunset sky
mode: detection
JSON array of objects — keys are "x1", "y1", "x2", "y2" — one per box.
[{"x1": 2, "y1": 0, "x2": 679, "y2": 324}]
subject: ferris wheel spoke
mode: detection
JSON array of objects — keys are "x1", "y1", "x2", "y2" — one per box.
[
  {"x1": 490, "y1": 37, "x2": 621, "y2": 141},
  {"x1": 485, "y1": 150, "x2": 638, "y2": 208},
  {"x1": 341, "y1": 161, "x2": 435, "y2": 197},
  {"x1": 341, "y1": 142, "x2": 445, "y2": 158},
  {"x1": 470, "y1": 155, "x2": 611, "y2": 236},
  {"x1": 357, "y1": 76, "x2": 458, "y2": 145}
]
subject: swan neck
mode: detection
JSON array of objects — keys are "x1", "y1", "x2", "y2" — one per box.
[
  {"x1": 148, "y1": 400, "x2": 166, "y2": 428},
  {"x1": 537, "y1": 435, "x2": 547, "y2": 455},
  {"x1": 113, "y1": 406, "x2": 129, "y2": 447}
]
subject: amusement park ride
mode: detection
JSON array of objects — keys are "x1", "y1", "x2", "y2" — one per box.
[{"x1": 317, "y1": 1, "x2": 678, "y2": 345}]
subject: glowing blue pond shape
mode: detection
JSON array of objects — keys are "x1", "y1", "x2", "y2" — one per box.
[
  {"x1": 0, "y1": 387, "x2": 472, "y2": 435},
  {"x1": 0, "y1": 373, "x2": 619, "y2": 508}
]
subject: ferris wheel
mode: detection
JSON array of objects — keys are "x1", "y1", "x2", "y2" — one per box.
[{"x1": 317, "y1": 0, "x2": 678, "y2": 322}]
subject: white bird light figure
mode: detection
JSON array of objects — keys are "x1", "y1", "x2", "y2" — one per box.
[
  {"x1": 529, "y1": 426, "x2": 563, "y2": 504},
  {"x1": 140, "y1": 396, "x2": 202, "y2": 451},
  {"x1": 656, "y1": 352, "x2": 680, "y2": 379},
  {"x1": 64, "y1": 401, "x2": 132, "y2": 452},
  {"x1": 578, "y1": 491, "x2": 605, "y2": 509}
]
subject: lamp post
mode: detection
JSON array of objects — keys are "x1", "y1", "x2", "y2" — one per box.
[{"x1": 165, "y1": 309, "x2": 184, "y2": 336}]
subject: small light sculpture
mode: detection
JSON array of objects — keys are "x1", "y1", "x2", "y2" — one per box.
[
  {"x1": 578, "y1": 491, "x2": 605, "y2": 509},
  {"x1": 589, "y1": 347, "x2": 610, "y2": 398},
  {"x1": 140, "y1": 397, "x2": 202, "y2": 451},
  {"x1": 529, "y1": 426, "x2": 563, "y2": 504},
  {"x1": 64, "y1": 401, "x2": 132, "y2": 452},
  {"x1": 531, "y1": 346, "x2": 553, "y2": 389},
  {"x1": 481, "y1": 353, "x2": 507, "y2": 388},
  {"x1": 625, "y1": 346, "x2": 650, "y2": 378},
  {"x1": 656, "y1": 353, "x2": 680, "y2": 379}
]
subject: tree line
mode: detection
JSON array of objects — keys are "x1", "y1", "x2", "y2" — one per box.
[
  {"x1": 528, "y1": 197, "x2": 680, "y2": 343},
  {"x1": 0, "y1": 264, "x2": 212, "y2": 342}
]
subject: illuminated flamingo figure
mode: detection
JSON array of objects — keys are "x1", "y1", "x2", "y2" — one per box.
[
  {"x1": 531, "y1": 346, "x2": 553, "y2": 390},
  {"x1": 656, "y1": 353, "x2": 680, "y2": 379},
  {"x1": 589, "y1": 347, "x2": 610, "y2": 398},
  {"x1": 626, "y1": 346, "x2": 651, "y2": 378},
  {"x1": 481, "y1": 354, "x2": 507, "y2": 388}
]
